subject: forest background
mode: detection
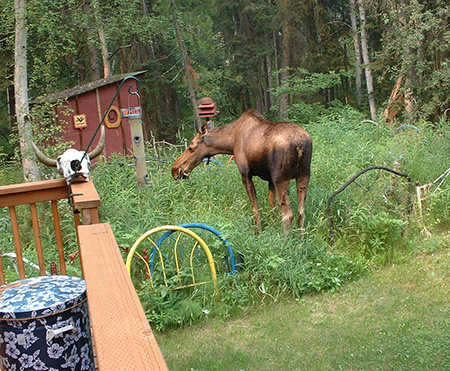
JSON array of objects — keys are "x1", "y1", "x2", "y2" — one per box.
[{"x1": 0, "y1": 0, "x2": 449, "y2": 178}]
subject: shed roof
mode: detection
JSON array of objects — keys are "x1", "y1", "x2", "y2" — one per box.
[{"x1": 31, "y1": 70, "x2": 147, "y2": 104}]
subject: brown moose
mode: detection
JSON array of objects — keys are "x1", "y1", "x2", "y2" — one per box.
[{"x1": 172, "y1": 109, "x2": 313, "y2": 235}]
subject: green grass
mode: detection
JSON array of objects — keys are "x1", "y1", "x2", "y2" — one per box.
[
  {"x1": 156, "y1": 248, "x2": 450, "y2": 370},
  {"x1": 85, "y1": 107, "x2": 450, "y2": 332},
  {"x1": 1, "y1": 106, "x2": 450, "y2": 367}
]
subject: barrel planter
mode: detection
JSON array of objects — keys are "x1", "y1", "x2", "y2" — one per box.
[{"x1": 0, "y1": 275, "x2": 94, "y2": 371}]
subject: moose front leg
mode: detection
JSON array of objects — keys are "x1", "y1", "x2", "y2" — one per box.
[{"x1": 242, "y1": 175, "x2": 262, "y2": 232}]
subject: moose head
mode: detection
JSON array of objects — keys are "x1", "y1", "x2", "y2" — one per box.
[
  {"x1": 171, "y1": 123, "x2": 217, "y2": 180},
  {"x1": 31, "y1": 125, "x2": 106, "y2": 182}
]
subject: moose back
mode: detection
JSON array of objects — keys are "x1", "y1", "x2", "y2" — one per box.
[{"x1": 172, "y1": 109, "x2": 312, "y2": 234}]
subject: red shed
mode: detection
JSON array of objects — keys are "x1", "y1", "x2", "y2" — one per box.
[{"x1": 31, "y1": 71, "x2": 146, "y2": 159}]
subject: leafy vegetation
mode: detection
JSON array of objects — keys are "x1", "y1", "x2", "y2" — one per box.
[
  {"x1": 0, "y1": 0, "x2": 448, "y2": 366},
  {"x1": 1, "y1": 107, "x2": 448, "y2": 333},
  {"x1": 87, "y1": 107, "x2": 449, "y2": 330},
  {"x1": 0, "y1": 106, "x2": 449, "y2": 371},
  {"x1": 1, "y1": 0, "x2": 450, "y2": 156}
]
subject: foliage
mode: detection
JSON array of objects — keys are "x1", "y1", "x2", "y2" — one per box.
[
  {"x1": 272, "y1": 68, "x2": 348, "y2": 124},
  {"x1": 0, "y1": 105, "x2": 449, "y2": 331},
  {"x1": 274, "y1": 68, "x2": 342, "y2": 98},
  {"x1": 29, "y1": 100, "x2": 74, "y2": 153},
  {"x1": 86, "y1": 108, "x2": 450, "y2": 330},
  {"x1": 376, "y1": 0, "x2": 450, "y2": 120},
  {"x1": 1, "y1": 0, "x2": 450, "y2": 150}
]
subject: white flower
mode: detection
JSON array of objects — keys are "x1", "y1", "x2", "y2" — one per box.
[
  {"x1": 5, "y1": 343, "x2": 20, "y2": 359},
  {"x1": 47, "y1": 343, "x2": 65, "y2": 359},
  {"x1": 4, "y1": 332, "x2": 17, "y2": 344},
  {"x1": 61, "y1": 345, "x2": 81, "y2": 370},
  {"x1": 18, "y1": 353, "x2": 34, "y2": 369}
]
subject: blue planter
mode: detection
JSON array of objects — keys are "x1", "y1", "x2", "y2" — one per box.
[{"x1": 0, "y1": 275, "x2": 95, "y2": 371}]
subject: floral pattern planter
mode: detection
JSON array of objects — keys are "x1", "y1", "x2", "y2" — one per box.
[{"x1": 0, "y1": 275, "x2": 94, "y2": 371}]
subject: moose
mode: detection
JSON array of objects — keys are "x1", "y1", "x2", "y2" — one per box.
[
  {"x1": 172, "y1": 109, "x2": 312, "y2": 234},
  {"x1": 31, "y1": 125, "x2": 106, "y2": 183}
]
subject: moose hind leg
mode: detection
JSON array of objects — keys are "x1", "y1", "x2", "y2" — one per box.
[
  {"x1": 296, "y1": 174, "x2": 310, "y2": 234},
  {"x1": 242, "y1": 175, "x2": 262, "y2": 231},
  {"x1": 274, "y1": 180, "x2": 294, "y2": 234},
  {"x1": 268, "y1": 180, "x2": 276, "y2": 209}
]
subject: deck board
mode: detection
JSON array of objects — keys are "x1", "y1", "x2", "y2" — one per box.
[{"x1": 77, "y1": 223, "x2": 168, "y2": 371}]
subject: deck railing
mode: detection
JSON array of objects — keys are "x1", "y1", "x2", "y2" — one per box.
[
  {"x1": 0, "y1": 177, "x2": 168, "y2": 369},
  {"x1": 0, "y1": 178, "x2": 101, "y2": 285}
]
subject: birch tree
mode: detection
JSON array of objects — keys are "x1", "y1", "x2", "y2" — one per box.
[
  {"x1": 349, "y1": 0, "x2": 362, "y2": 108},
  {"x1": 15, "y1": 0, "x2": 39, "y2": 181},
  {"x1": 357, "y1": 0, "x2": 377, "y2": 121}
]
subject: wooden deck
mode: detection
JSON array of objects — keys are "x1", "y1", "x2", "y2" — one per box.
[
  {"x1": 0, "y1": 179, "x2": 168, "y2": 370},
  {"x1": 78, "y1": 223, "x2": 168, "y2": 370}
]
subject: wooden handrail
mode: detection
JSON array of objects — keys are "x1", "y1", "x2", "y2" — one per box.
[
  {"x1": 0, "y1": 179, "x2": 167, "y2": 370},
  {"x1": 0, "y1": 179, "x2": 101, "y2": 285},
  {"x1": 0, "y1": 179, "x2": 68, "y2": 207},
  {"x1": 78, "y1": 223, "x2": 168, "y2": 370}
]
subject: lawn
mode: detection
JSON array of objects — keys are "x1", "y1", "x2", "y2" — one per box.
[{"x1": 156, "y1": 247, "x2": 450, "y2": 370}]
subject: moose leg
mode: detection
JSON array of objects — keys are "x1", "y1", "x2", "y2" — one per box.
[
  {"x1": 274, "y1": 180, "x2": 294, "y2": 234},
  {"x1": 268, "y1": 181, "x2": 276, "y2": 208},
  {"x1": 241, "y1": 175, "x2": 262, "y2": 231},
  {"x1": 296, "y1": 174, "x2": 310, "y2": 234}
]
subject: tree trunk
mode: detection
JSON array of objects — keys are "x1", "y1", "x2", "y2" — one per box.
[
  {"x1": 349, "y1": 0, "x2": 362, "y2": 108},
  {"x1": 265, "y1": 0, "x2": 275, "y2": 112},
  {"x1": 278, "y1": 0, "x2": 290, "y2": 120},
  {"x1": 90, "y1": 1, "x2": 111, "y2": 78},
  {"x1": 357, "y1": 0, "x2": 377, "y2": 121},
  {"x1": 14, "y1": 0, "x2": 39, "y2": 182},
  {"x1": 98, "y1": 28, "x2": 111, "y2": 78},
  {"x1": 83, "y1": 0, "x2": 100, "y2": 81},
  {"x1": 266, "y1": 53, "x2": 274, "y2": 110},
  {"x1": 399, "y1": 0, "x2": 415, "y2": 122},
  {"x1": 172, "y1": 11, "x2": 202, "y2": 132}
]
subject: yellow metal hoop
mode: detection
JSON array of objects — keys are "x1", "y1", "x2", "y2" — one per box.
[{"x1": 126, "y1": 225, "x2": 219, "y2": 298}]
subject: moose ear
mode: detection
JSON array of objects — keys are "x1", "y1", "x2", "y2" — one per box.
[{"x1": 200, "y1": 124, "x2": 208, "y2": 135}]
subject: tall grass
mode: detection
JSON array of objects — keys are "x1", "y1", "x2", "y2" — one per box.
[
  {"x1": 88, "y1": 107, "x2": 450, "y2": 330},
  {"x1": 1, "y1": 106, "x2": 449, "y2": 331}
]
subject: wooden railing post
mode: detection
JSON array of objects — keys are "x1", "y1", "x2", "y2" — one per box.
[
  {"x1": 0, "y1": 179, "x2": 101, "y2": 284},
  {"x1": 70, "y1": 181, "x2": 101, "y2": 225}
]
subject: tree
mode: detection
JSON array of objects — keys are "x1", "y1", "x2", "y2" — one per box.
[
  {"x1": 376, "y1": 0, "x2": 450, "y2": 121},
  {"x1": 278, "y1": 0, "x2": 291, "y2": 119},
  {"x1": 14, "y1": 0, "x2": 39, "y2": 181},
  {"x1": 82, "y1": 0, "x2": 100, "y2": 80},
  {"x1": 1, "y1": 0, "x2": 450, "y2": 152},
  {"x1": 91, "y1": 0, "x2": 111, "y2": 79},
  {"x1": 349, "y1": 0, "x2": 362, "y2": 108},
  {"x1": 357, "y1": 0, "x2": 377, "y2": 121},
  {"x1": 172, "y1": 9, "x2": 202, "y2": 132}
]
